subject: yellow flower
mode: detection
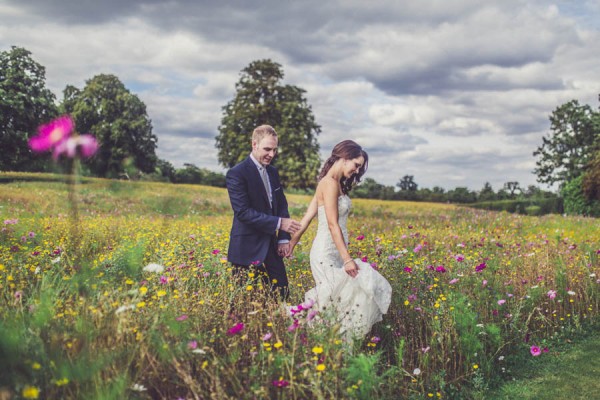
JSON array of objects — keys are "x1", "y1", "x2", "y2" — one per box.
[
  {"x1": 32, "y1": 362, "x2": 42, "y2": 370},
  {"x1": 22, "y1": 386, "x2": 40, "y2": 399},
  {"x1": 246, "y1": 285, "x2": 253, "y2": 291},
  {"x1": 139, "y1": 286, "x2": 148, "y2": 295},
  {"x1": 125, "y1": 279, "x2": 134, "y2": 285},
  {"x1": 157, "y1": 290, "x2": 166, "y2": 297},
  {"x1": 274, "y1": 341, "x2": 283, "y2": 349},
  {"x1": 316, "y1": 364, "x2": 326, "y2": 372},
  {"x1": 54, "y1": 378, "x2": 69, "y2": 386},
  {"x1": 312, "y1": 346, "x2": 324, "y2": 354},
  {"x1": 473, "y1": 364, "x2": 479, "y2": 369},
  {"x1": 136, "y1": 301, "x2": 146, "y2": 308}
]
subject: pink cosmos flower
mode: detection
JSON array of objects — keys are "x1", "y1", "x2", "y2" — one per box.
[
  {"x1": 356, "y1": 235, "x2": 365, "y2": 240},
  {"x1": 413, "y1": 244, "x2": 422, "y2": 253},
  {"x1": 176, "y1": 314, "x2": 188, "y2": 321},
  {"x1": 287, "y1": 319, "x2": 300, "y2": 332},
  {"x1": 449, "y1": 278, "x2": 459, "y2": 285},
  {"x1": 530, "y1": 345, "x2": 541, "y2": 356},
  {"x1": 187, "y1": 340, "x2": 198, "y2": 350},
  {"x1": 29, "y1": 115, "x2": 73, "y2": 153},
  {"x1": 262, "y1": 332, "x2": 272, "y2": 341},
  {"x1": 547, "y1": 290, "x2": 557, "y2": 300},
  {"x1": 497, "y1": 299, "x2": 506, "y2": 305},
  {"x1": 403, "y1": 267, "x2": 412, "y2": 273},
  {"x1": 272, "y1": 378, "x2": 290, "y2": 388},
  {"x1": 454, "y1": 254, "x2": 465, "y2": 262},
  {"x1": 227, "y1": 322, "x2": 245, "y2": 335},
  {"x1": 435, "y1": 265, "x2": 446, "y2": 273},
  {"x1": 475, "y1": 262, "x2": 487, "y2": 272},
  {"x1": 54, "y1": 134, "x2": 98, "y2": 159}
]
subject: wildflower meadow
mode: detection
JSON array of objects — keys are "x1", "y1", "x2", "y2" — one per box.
[{"x1": 1, "y1": 171, "x2": 599, "y2": 399}]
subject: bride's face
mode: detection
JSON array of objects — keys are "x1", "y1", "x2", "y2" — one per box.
[{"x1": 342, "y1": 156, "x2": 365, "y2": 178}]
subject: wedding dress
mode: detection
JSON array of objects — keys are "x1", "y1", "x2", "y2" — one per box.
[{"x1": 304, "y1": 195, "x2": 392, "y2": 338}]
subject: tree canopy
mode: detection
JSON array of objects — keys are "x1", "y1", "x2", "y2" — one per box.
[
  {"x1": 61, "y1": 74, "x2": 158, "y2": 178},
  {"x1": 0, "y1": 46, "x2": 58, "y2": 171},
  {"x1": 215, "y1": 59, "x2": 321, "y2": 189},
  {"x1": 533, "y1": 98, "x2": 600, "y2": 187}
]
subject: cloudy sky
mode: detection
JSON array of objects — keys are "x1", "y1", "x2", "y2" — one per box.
[{"x1": 2, "y1": 0, "x2": 599, "y2": 191}]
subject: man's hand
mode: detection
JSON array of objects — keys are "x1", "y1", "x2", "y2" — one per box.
[
  {"x1": 278, "y1": 243, "x2": 290, "y2": 257},
  {"x1": 280, "y1": 218, "x2": 301, "y2": 234}
]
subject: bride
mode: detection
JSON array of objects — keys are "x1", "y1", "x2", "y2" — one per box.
[{"x1": 288, "y1": 140, "x2": 392, "y2": 339}]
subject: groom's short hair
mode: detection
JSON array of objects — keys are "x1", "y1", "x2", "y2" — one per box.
[{"x1": 252, "y1": 125, "x2": 278, "y2": 143}]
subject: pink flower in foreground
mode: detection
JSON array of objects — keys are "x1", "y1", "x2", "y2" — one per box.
[
  {"x1": 54, "y1": 134, "x2": 98, "y2": 159},
  {"x1": 29, "y1": 115, "x2": 73, "y2": 153},
  {"x1": 227, "y1": 322, "x2": 244, "y2": 335},
  {"x1": 530, "y1": 345, "x2": 541, "y2": 356}
]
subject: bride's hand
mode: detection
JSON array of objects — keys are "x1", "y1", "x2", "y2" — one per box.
[{"x1": 344, "y1": 260, "x2": 359, "y2": 278}]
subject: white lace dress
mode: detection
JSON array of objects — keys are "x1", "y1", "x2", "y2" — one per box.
[{"x1": 304, "y1": 195, "x2": 392, "y2": 338}]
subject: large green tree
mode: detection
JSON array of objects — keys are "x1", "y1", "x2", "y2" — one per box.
[
  {"x1": 0, "y1": 46, "x2": 58, "y2": 171},
  {"x1": 216, "y1": 59, "x2": 321, "y2": 189},
  {"x1": 61, "y1": 74, "x2": 158, "y2": 177},
  {"x1": 533, "y1": 98, "x2": 600, "y2": 187}
]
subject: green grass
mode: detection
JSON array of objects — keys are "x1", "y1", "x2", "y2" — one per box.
[{"x1": 487, "y1": 331, "x2": 600, "y2": 399}]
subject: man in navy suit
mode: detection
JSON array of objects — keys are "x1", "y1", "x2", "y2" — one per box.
[{"x1": 225, "y1": 125, "x2": 301, "y2": 300}]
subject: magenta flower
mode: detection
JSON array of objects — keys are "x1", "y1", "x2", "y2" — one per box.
[
  {"x1": 29, "y1": 115, "x2": 73, "y2": 153},
  {"x1": 403, "y1": 267, "x2": 412, "y2": 273},
  {"x1": 227, "y1": 322, "x2": 244, "y2": 335},
  {"x1": 497, "y1": 299, "x2": 506, "y2": 305},
  {"x1": 435, "y1": 265, "x2": 446, "y2": 273},
  {"x1": 212, "y1": 249, "x2": 220, "y2": 255},
  {"x1": 530, "y1": 345, "x2": 541, "y2": 356},
  {"x1": 547, "y1": 290, "x2": 557, "y2": 300},
  {"x1": 454, "y1": 254, "x2": 465, "y2": 262},
  {"x1": 475, "y1": 262, "x2": 487, "y2": 272},
  {"x1": 176, "y1": 314, "x2": 188, "y2": 321},
  {"x1": 272, "y1": 378, "x2": 290, "y2": 388},
  {"x1": 413, "y1": 244, "x2": 422, "y2": 253},
  {"x1": 356, "y1": 235, "x2": 365, "y2": 240},
  {"x1": 287, "y1": 319, "x2": 300, "y2": 332},
  {"x1": 187, "y1": 340, "x2": 198, "y2": 350}
]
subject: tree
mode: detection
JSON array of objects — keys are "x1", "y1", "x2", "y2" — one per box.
[
  {"x1": 503, "y1": 181, "x2": 521, "y2": 198},
  {"x1": 446, "y1": 187, "x2": 477, "y2": 203},
  {"x1": 478, "y1": 182, "x2": 496, "y2": 201},
  {"x1": 0, "y1": 46, "x2": 58, "y2": 171},
  {"x1": 61, "y1": 74, "x2": 158, "y2": 177},
  {"x1": 216, "y1": 60, "x2": 321, "y2": 189},
  {"x1": 533, "y1": 98, "x2": 600, "y2": 187},
  {"x1": 397, "y1": 175, "x2": 418, "y2": 191}
]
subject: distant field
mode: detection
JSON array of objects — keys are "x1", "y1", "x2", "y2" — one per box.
[{"x1": 1, "y1": 172, "x2": 598, "y2": 399}]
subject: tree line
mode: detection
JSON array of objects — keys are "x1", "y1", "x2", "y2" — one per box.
[{"x1": 1, "y1": 46, "x2": 599, "y2": 214}]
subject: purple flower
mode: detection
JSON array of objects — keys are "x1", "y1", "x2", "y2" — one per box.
[
  {"x1": 287, "y1": 319, "x2": 300, "y2": 332},
  {"x1": 272, "y1": 378, "x2": 290, "y2": 388},
  {"x1": 435, "y1": 265, "x2": 446, "y2": 273},
  {"x1": 413, "y1": 244, "x2": 422, "y2": 253},
  {"x1": 227, "y1": 322, "x2": 245, "y2": 336},
  {"x1": 356, "y1": 235, "x2": 365, "y2": 241},
  {"x1": 262, "y1": 332, "x2": 272, "y2": 341},
  {"x1": 403, "y1": 267, "x2": 412, "y2": 273},
  {"x1": 454, "y1": 254, "x2": 465, "y2": 262},
  {"x1": 475, "y1": 262, "x2": 487, "y2": 272},
  {"x1": 187, "y1": 340, "x2": 198, "y2": 350}
]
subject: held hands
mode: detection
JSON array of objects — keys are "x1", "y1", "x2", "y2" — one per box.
[
  {"x1": 277, "y1": 243, "x2": 290, "y2": 257},
  {"x1": 344, "y1": 259, "x2": 359, "y2": 278},
  {"x1": 280, "y1": 218, "x2": 301, "y2": 234}
]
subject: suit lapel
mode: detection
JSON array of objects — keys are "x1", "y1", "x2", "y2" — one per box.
[{"x1": 246, "y1": 157, "x2": 272, "y2": 208}]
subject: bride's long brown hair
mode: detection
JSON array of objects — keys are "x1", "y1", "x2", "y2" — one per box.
[{"x1": 318, "y1": 140, "x2": 368, "y2": 194}]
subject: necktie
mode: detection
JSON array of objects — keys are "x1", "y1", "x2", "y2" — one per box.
[{"x1": 260, "y1": 166, "x2": 272, "y2": 205}]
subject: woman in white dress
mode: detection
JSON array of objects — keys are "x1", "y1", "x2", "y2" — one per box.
[{"x1": 288, "y1": 140, "x2": 392, "y2": 339}]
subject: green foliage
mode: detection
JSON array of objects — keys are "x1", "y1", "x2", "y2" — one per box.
[
  {"x1": 533, "y1": 97, "x2": 600, "y2": 187},
  {"x1": 561, "y1": 175, "x2": 600, "y2": 217},
  {"x1": 0, "y1": 46, "x2": 58, "y2": 172},
  {"x1": 173, "y1": 163, "x2": 226, "y2": 187},
  {"x1": 61, "y1": 74, "x2": 158, "y2": 178},
  {"x1": 215, "y1": 59, "x2": 321, "y2": 189},
  {"x1": 467, "y1": 198, "x2": 564, "y2": 215}
]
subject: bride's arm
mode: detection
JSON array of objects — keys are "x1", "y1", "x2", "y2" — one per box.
[
  {"x1": 322, "y1": 179, "x2": 358, "y2": 277},
  {"x1": 288, "y1": 195, "x2": 318, "y2": 254}
]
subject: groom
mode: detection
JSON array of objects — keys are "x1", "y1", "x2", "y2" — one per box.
[{"x1": 225, "y1": 124, "x2": 301, "y2": 300}]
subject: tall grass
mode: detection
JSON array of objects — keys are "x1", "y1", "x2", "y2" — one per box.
[{"x1": 0, "y1": 172, "x2": 599, "y2": 398}]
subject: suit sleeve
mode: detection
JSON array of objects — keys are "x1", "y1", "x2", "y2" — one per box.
[
  {"x1": 226, "y1": 167, "x2": 280, "y2": 234},
  {"x1": 271, "y1": 170, "x2": 292, "y2": 242}
]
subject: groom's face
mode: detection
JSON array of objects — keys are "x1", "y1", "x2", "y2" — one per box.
[{"x1": 252, "y1": 135, "x2": 278, "y2": 166}]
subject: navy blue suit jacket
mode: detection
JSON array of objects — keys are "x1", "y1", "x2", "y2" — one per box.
[{"x1": 226, "y1": 157, "x2": 291, "y2": 266}]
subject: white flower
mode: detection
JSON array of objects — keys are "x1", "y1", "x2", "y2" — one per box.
[
  {"x1": 590, "y1": 273, "x2": 596, "y2": 278},
  {"x1": 115, "y1": 305, "x2": 135, "y2": 314},
  {"x1": 413, "y1": 368, "x2": 421, "y2": 376},
  {"x1": 51, "y1": 256, "x2": 61, "y2": 264},
  {"x1": 567, "y1": 290, "x2": 576, "y2": 296},
  {"x1": 130, "y1": 383, "x2": 147, "y2": 392},
  {"x1": 498, "y1": 356, "x2": 505, "y2": 361},
  {"x1": 192, "y1": 349, "x2": 207, "y2": 354},
  {"x1": 143, "y1": 263, "x2": 164, "y2": 273}
]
